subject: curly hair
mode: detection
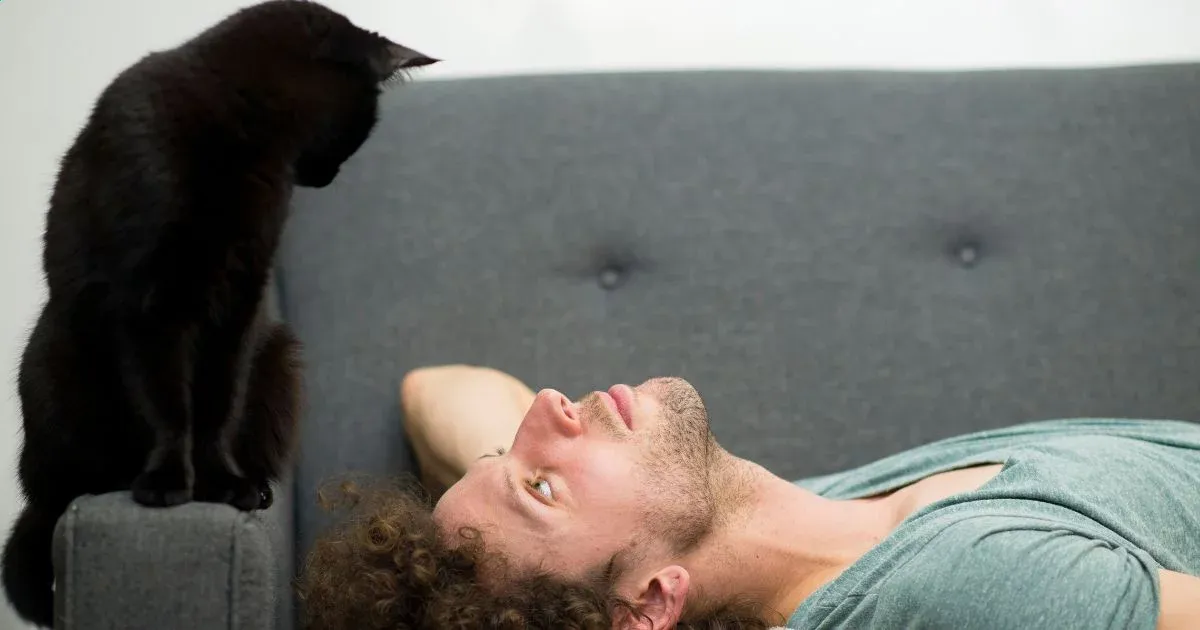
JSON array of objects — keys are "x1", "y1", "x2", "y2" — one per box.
[{"x1": 295, "y1": 475, "x2": 782, "y2": 630}]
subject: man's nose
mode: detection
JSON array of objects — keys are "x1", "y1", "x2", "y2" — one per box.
[{"x1": 530, "y1": 388, "x2": 582, "y2": 438}]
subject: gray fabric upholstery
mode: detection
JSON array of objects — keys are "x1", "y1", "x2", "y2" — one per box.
[
  {"x1": 51, "y1": 493, "x2": 275, "y2": 630},
  {"x1": 266, "y1": 472, "x2": 293, "y2": 630},
  {"x1": 49, "y1": 64, "x2": 1200, "y2": 630},
  {"x1": 280, "y1": 65, "x2": 1200, "y2": 564}
]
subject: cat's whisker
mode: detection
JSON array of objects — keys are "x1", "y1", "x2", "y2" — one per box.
[{"x1": 382, "y1": 67, "x2": 415, "y2": 90}]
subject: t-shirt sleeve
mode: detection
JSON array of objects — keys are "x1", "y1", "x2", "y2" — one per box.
[{"x1": 875, "y1": 517, "x2": 1161, "y2": 630}]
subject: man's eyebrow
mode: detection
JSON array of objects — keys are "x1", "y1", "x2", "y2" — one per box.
[{"x1": 476, "y1": 446, "x2": 507, "y2": 461}]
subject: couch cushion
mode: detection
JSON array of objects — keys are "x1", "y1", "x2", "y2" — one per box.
[{"x1": 278, "y1": 65, "x2": 1200, "y2": 558}]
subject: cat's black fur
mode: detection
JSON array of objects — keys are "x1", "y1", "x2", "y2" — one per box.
[{"x1": 1, "y1": 1, "x2": 437, "y2": 625}]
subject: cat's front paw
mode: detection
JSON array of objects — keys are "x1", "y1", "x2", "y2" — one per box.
[
  {"x1": 195, "y1": 471, "x2": 265, "y2": 512},
  {"x1": 131, "y1": 462, "x2": 194, "y2": 507}
]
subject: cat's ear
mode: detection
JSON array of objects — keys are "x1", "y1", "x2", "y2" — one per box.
[{"x1": 371, "y1": 42, "x2": 439, "y2": 83}]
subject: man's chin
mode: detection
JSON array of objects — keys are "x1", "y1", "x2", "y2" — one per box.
[
  {"x1": 639, "y1": 375, "x2": 693, "y2": 393},
  {"x1": 639, "y1": 376, "x2": 705, "y2": 408}
]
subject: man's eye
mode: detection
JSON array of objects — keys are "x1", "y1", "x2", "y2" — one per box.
[{"x1": 531, "y1": 478, "x2": 554, "y2": 501}]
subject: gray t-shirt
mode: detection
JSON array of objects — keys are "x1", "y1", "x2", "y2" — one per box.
[{"x1": 786, "y1": 419, "x2": 1200, "y2": 629}]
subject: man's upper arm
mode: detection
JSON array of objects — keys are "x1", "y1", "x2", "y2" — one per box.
[
  {"x1": 400, "y1": 364, "x2": 534, "y2": 490},
  {"x1": 1157, "y1": 568, "x2": 1200, "y2": 630},
  {"x1": 878, "y1": 518, "x2": 1162, "y2": 630}
]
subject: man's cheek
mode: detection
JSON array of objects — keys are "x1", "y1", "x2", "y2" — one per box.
[{"x1": 582, "y1": 464, "x2": 642, "y2": 512}]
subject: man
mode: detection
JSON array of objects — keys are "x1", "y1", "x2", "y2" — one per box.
[{"x1": 297, "y1": 364, "x2": 1200, "y2": 629}]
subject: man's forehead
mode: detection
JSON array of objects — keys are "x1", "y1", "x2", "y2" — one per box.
[
  {"x1": 432, "y1": 474, "x2": 492, "y2": 533},
  {"x1": 433, "y1": 488, "x2": 554, "y2": 571},
  {"x1": 433, "y1": 475, "x2": 614, "y2": 578},
  {"x1": 433, "y1": 471, "x2": 531, "y2": 546}
]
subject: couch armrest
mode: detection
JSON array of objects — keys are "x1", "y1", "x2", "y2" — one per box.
[{"x1": 51, "y1": 492, "x2": 276, "y2": 630}]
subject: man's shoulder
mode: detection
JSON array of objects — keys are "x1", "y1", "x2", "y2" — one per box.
[
  {"x1": 796, "y1": 418, "x2": 1200, "y2": 500},
  {"x1": 869, "y1": 514, "x2": 1160, "y2": 630},
  {"x1": 884, "y1": 512, "x2": 1153, "y2": 586}
]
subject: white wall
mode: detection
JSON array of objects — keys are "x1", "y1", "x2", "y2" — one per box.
[{"x1": 1, "y1": 1, "x2": 1199, "y2": 627}]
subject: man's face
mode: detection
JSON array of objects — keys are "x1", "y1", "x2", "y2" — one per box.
[{"x1": 432, "y1": 376, "x2": 722, "y2": 586}]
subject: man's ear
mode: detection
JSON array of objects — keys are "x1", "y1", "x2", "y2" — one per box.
[{"x1": 621, "y1": 565, "x2": 690, "y2": 630}]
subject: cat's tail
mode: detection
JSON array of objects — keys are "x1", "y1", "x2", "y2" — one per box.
[
  {"x1": 2, "y1": 503, "x2": 59, "y2": 628},
  {"x1": 235, "y1": 322, "x2": 305, "y2": 490}
]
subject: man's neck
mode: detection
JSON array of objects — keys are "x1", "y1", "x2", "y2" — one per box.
[{"x1": 682, "y1": 460, "x2": 900, "y2": 622}]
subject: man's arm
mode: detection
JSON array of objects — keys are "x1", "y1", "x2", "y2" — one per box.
[
  {"x1": 399, "y1": 364, "x2": 534, "y2": 494},
  {"x1": 1158, "y1": 568, "x2": 1200, "y2": 630}
]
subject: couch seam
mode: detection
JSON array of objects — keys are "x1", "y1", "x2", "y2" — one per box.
[
  {"x1": 229, "y1": 514, "x2": 243, "y2": 630},
  {"x1": 62, "y1": 502, "x2": 77, "y2": 629},
  {"x1": 278, "y1": 264, "x2": 301, "y2": 630},
  {"x1": 272, "y1": 265, "x2": 291, "y2": 321}
]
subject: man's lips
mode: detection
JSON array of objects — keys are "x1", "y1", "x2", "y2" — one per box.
[
  {"x1": 605, "y1": 384, "x2": 635, "y2": 430},
  {"x1": 597, "y1": 392, "x2": 620, "y2": 425}
]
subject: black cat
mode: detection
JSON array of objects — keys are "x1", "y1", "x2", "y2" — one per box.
[{"x1": 1, "y1": 1, "x2": 437, "y2": 625}]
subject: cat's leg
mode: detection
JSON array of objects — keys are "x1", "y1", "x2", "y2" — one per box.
[
  {"x1": 231, "y1": 321, "x2": 304, "y2": 510},
  {"x1": 122, "y1": 322, "x2": 197, "y2": 507},
  {"x1": 190, "y1": 302, "x2": 267, "y2": 511}
]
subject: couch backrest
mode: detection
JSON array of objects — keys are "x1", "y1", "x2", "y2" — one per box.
[{"x1": 279, "y1": 65, "x2": 1200, "y2": 561}]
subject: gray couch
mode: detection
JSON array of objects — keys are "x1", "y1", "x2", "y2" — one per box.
[{"x1": 47, "y1": 64, "x2": 1200, "y2": 629}]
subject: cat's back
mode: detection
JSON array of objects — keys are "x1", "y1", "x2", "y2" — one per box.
[
  {"x1": 47, "y1": 0, "x2": 391, "y2": 220},
  {"x1": 57, "y1": 33, "x2": 258, "y2": 178},
  {"x1": 41, "y1": 0, "x2": 409, "y2": 301},
  {"x1": 41, "y1": 48, "x2": 228, "y2": 299},
  {"x1": 41, "y1": 6, "x2": 306, "y2": 298},
  {"x1": 50, "y1": 0, "x2": 330, "y2": 195}
]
